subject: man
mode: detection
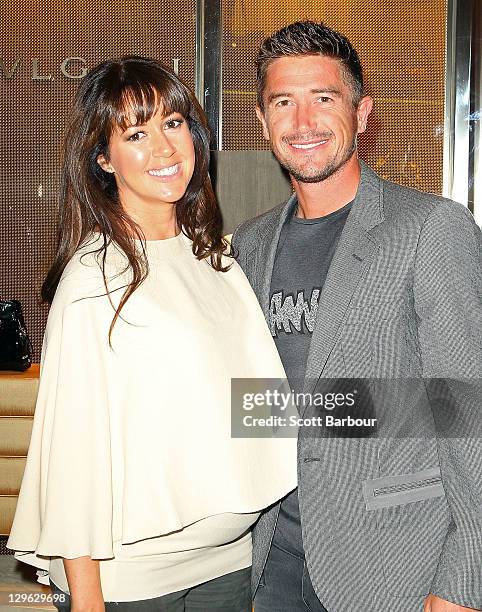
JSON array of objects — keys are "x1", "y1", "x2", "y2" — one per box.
[{"x1": 232, "y1": 21, "x2": 481, "y2": 612}]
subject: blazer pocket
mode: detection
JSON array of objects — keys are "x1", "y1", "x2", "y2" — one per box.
[
  {"x1": 366, "y1": 468, "x2": 450, "y2": 597},
  {"x1": 362, "y1": 467, "x2": 444, "y2": 510}
]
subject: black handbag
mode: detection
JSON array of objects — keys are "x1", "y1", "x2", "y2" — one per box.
[{"x1": 0, "y1": 300, "x2": 32, "y2": 371}]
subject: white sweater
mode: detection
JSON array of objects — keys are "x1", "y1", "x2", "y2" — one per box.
[{"x1": 8, "y1": 232, "x2": 297, "y2": 601}]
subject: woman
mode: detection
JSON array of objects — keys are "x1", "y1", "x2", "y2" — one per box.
[{"x1": 7, "y1": 57, "x2": 297, "y2": 611}]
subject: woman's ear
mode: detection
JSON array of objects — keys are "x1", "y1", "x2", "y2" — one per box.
[{"x1": 97, "y1": 153, "x2": 115, "y2": 173}]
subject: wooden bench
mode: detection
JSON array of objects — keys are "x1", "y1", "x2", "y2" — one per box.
[{"x1": 0, "y1": 365, "x2": 39, "y2": 536}]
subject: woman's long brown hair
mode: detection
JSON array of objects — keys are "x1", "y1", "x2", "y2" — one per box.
[{"x1": 42, "y1": 56, "x2": 231, "y2": 342}]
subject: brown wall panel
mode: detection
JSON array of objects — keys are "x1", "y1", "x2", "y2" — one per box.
[{"x1": 215, "y1": 151, "x2": 292, "y2": 233}]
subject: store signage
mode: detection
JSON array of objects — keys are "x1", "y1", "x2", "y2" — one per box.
[{"x1": 0, "y1": 57, "x2": 180, "y2": 81}]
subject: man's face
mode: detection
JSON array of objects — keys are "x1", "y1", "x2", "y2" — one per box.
[{"x1": 256, "y1": 55, "x2": 372, "y2": 183}]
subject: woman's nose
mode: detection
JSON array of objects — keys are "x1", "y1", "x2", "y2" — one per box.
[{"x1": 152, "y1": 131, "x2": 175, "y2": 157}]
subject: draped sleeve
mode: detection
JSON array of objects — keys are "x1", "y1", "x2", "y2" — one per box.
[{"x1": 8, "y1": 265, "x2": 117, "y2": 561}]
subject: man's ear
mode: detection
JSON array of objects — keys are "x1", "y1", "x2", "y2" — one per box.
[
  {"x1": 97, "y1": 153, "x2": 115, "y2": 173},
  {"x1": 356, "y1": 95, "x2": 373, "y2": 134},
  {"x1": 256, "y1": 106, "x2": 270, "y2": 141}
]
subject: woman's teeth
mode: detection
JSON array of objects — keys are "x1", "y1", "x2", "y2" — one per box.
[{"x1": 148, "y1": 164, "x2": 180, "y2": 177}]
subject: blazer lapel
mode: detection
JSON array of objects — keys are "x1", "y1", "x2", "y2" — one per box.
[
  {"x1": 247, "y1": 194, "x2": 297, "y2": 322},
  {"x1": 304, "y1": 162, "x2": 385, "y2": 388}
]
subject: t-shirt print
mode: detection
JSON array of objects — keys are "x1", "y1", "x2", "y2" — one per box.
[{"x1": 269, "y1": 287, "x2": 321, "y2": 337}]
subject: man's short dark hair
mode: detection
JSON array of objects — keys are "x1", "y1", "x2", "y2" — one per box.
[{"x1": 256, "y1": 21, "x2": 364, "y2": 111}]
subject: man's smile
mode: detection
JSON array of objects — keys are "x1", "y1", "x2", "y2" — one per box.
[{"x1": 290, "y1": 139, "x2": 329, "y2": 151}]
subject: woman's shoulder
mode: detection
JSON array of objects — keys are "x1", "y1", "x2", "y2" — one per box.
[{"x1": 55, "y1": 234, "x2": 127, "y2": 306}]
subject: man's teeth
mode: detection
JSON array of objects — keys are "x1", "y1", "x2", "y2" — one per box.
[
  {"x1": 291, "y1": 141, "x2": 326, "y2": 150},
  {"x1": 148, "y1": 164, "x2": 179, "y2": 177}
]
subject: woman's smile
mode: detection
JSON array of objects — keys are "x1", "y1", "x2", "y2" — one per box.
[{"x1": 147, "y1": 162, "x2": 182, "y2": 178}]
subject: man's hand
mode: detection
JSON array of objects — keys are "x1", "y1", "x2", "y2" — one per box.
[{"x1": 424, "y1": 594, "x2": 480, "y2": 611}]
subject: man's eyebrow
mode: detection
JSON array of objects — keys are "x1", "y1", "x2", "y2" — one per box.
[
  {"x1": 310, "y1": 88, "x2": 342, "y2": 97},
  {"x1": 267, "y1": 91, "x2": 292, "y2": 104},
  {"x1": 267, "y1": 88, "x2": 342, "y2": 104}
]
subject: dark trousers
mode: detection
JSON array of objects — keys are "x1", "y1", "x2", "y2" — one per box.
[
  {"x1": 254, "y1": 543, "x2": 329, "y2": 612},
  {"x1": 50, "y1": 566, "x2": 251, "y2": 611}
]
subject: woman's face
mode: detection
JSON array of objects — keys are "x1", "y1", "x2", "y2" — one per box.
[{"x1": 97, "y1": 104, "x2": 195, "y2": 219}]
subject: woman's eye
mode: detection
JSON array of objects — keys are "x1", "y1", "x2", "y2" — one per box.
[
  {"x1": 127, "y1": 131, "x2": 146, "y2": 142},
  {"x1": 164, "y1": 118, "x2": 184, "y2": 130}
]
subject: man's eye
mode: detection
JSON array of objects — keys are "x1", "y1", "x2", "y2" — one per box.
[
  {"x1": 127, "y1": 131, "x2": 146, "y2": 142},
  {"x1": 164, "y1": 118, "x2": 184, "y2": 129},
  {"x1": 275, "y1": 99, "x2": 292, "y2": 107},
  {"x1": 318, "y1": 96, "x2": 332, "y2": 103}
]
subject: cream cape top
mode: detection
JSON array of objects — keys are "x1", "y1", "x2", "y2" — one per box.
[{"x1": 8, "y1": 232, "x2": 297, "y2": 596}]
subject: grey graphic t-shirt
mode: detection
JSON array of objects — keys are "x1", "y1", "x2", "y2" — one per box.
[{"x1": 270, "y1": 200, "x2": 352, "y2": 558}]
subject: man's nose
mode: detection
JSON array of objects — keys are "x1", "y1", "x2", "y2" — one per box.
[
  {"x1": 294, "y1": 103, "x2": 316, "y2": 133},
  {"x1": 152, "y1": 131, "x2": 175, "y2": 157}
]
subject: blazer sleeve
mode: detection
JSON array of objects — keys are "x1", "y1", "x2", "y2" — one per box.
[
  {"x1": 231, "y1": 222, "x2": 245, "y2": 255},
  {"x1": 231, "y1": 223, "x2": 249, "y2": 274},
  {"x1": 413, "y1": 199, "x2": 482, "y2": 609}
]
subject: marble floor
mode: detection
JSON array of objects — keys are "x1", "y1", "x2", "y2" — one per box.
[{"x1": 0, "y1": 555, "x2": 55, "y2": 612}]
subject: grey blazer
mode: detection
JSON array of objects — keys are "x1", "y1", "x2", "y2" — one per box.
[{"x1": 232, "y1": 162, "x2": 482, "y2": 612}]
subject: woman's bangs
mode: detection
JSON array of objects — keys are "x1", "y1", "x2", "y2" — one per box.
[{"x1": 110, "y1": 78, "x2": 191, "y2": 134}]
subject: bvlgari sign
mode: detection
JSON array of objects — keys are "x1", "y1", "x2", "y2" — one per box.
[
  {"x1": 1, "y1": 58, "x2": 88, "y2": 80},
  {"x1": 0, "y1": 57, "x2": 180, "y2": 80}
]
